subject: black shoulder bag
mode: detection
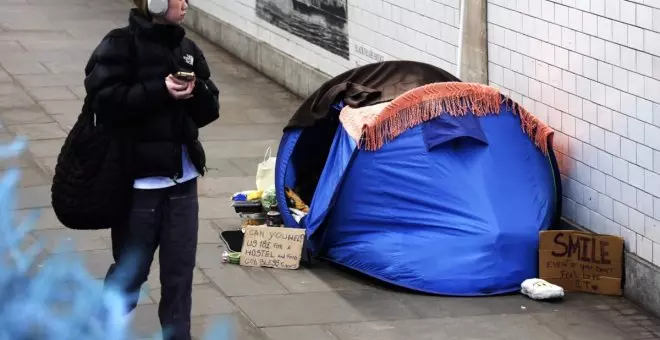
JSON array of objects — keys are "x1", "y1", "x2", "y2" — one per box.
[{"x1": 51, "y1": 28, "x2": 135, "y2": 230}]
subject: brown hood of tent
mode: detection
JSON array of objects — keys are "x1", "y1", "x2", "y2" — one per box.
[{"x1": 285, "y1": 60, "x2": 461, "y2": 130}]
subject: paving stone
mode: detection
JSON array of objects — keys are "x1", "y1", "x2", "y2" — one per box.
[
  {"x1": 533, "y1": 311, "x2": 629, "y2": 339},
  {"x1": 129, "y1": 304, "x2": 161, "y2": 338},
  {"x1": 17, "y1": 167, "x2": 49, "y2": 187},
  {"x1": 69, "y1": 249, "x2": 114, "y2": 279},
  {"x1": 211, "y1": 218, "x2": 242, "y2": 232},
  {"x1": 210, "y1": 109, "x2": 254, "y2": 124},
  {"x1": 327, "y1": 314, "x2": 564, "y2": 340},
  {"x1": 228, "y1": 157, "x2": 263, "y2": 177},
  {"x1": 195, "y1": 243, "x2": 228, "y2": 270},
  {"x1": 34, "y1": 156, "x2": 57, "y2": 175},
  {"x1": 150, "y1": 284, "x2": 235, "y2": 316},
  {"x1": 202, "y1": 140, "x2": 279, "y2": 159},
  {"x1": 199, "y1": 123, "x2": 285, "y2": 141},
  {"x1": 39, "y1": 99, "x2": 83, "y2": 115},
  {"x1": 0, "y1": 107, "x2": 53, "y2": 125},
  {"x1": 1, "y1": 19, "x2": 59, "y2": 31},
  {"x1": 41, "y1": 58, "x2": 90, "y2": 74},
  {"x1": 0, "y1": 83, "x2": 34, "y2": 108},
  {"x1": 17, "y1": 184, "x2": 51, "y2": 209},
  {"x1": 198, "y1": 175, "x2": 255, "y2": 198},
  {"x1": 232, "y1": 292, "x2": 370, "y2": 327},
  {"x1": 191, "y1": 313, "x2": 267, "y2": 340},
  {"x1": 14, "y1": 73, "x2": 85, "y2": 88},
  {"x1": 270, "y1": 263, "x2": 376, "y2": 293},
  {"x1": 7, "y1": 122, "x2": 66, "y2": 140},
  {"x1": 0, "y1": 30, "x2": 72, "y2": 42},
  {"x1": 68, "y1": 85, "x2": 86, "y2": 99},
  {"x1": 397, "y1": 293, "x2": 559, "y2": 319},
  {"x1": 50, "y1": 113, "x2": 77, "y2": 132},
  {"x1": 243, "y1": 108, "x2": 290, "y2": 125},
  {"x1": 203, "y1": 157, "x2": 246, "y2": 177},
  {"x1": 0, "y1": 152, "x2": 33, "y2": 170},
  {"x1": 2, "y1": 230, "x2": 38, "y2": 264},
  {"x1": 31, "y1": 228, "x2": 110, "y2": 253},
  {"x1": 27, "y1": 86, "x2": 78, "y2": 100},
  {"x1": 335, "y1": 289, "x2": 421, "y2": 321},
  {"x1": 146, "y1": 266, "x2": 208, "y2": 290},
  {"x1": 0, "y1": 68, "x2": 11, "y2": 82},
  {"x1": 198, "y1": 197, "x2": 236, "y2": 219},
  {"x1": 262, "y1": 325, "x2": 338, "y2": 340},
  {"x1": 18, "y1": 39, "x2": 97, "y2": 52},
  {"x1": 0, "y1": 40, "x2": 25, "y2": 53},
  {"x1": 65, "y1": 27, "x2": 118, "y2": 41},
  {"x1": 0, "y1": 60, "x2": 49, "y2": 75},
  {"x1": 27, "y1": 138, "x2": 64, "y2": 158},
  {"x1": 138, "y1": 289, "x2": 155, "y2": 306},
  {"x1": 198, "y1": 219, "x2": 222, "y2": 244},
  {"x1": 202, "y1": 265, "x2": 288, "y2": 297},
  {"x1": 15, "y1": 208, "x2": 64, "y2": 231}
]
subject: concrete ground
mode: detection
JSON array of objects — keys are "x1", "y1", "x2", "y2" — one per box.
[{"x1": 1, "y1": 0, "x2": 659, "y2": 339}]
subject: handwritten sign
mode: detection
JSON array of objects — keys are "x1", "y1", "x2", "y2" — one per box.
[
  {"x1": 539, "y1": 230, "x2": 624, "y2": 296},
  {"x1": 240, "y1": 226, "x2": 306, "y2": 270}
]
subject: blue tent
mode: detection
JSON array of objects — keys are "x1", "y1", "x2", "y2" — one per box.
[{"x1": 275, "y1": 62, "x2": 561, "y2": 296}]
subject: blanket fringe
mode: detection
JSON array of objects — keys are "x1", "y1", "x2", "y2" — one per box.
[{"x1": 355, "y1": 82, "x2": 554, "y2": 154}]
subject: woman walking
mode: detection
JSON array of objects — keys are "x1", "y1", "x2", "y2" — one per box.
[{"x1": 82, "y1": 0, "x2": 219, "y2": 338}]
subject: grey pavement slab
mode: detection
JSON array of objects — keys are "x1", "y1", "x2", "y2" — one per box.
[
  {"x1": 191, "y1": 313, "x2": 267, "y2": 340},
  {"x1": 0, "y1": 0, "x2": 659, "y2": 339},
  {"x1": 262, "y1": 325, "x2": 338, "y2": 340},
  {"x1": 202, "y1": 265, "x2": 289, "y2": 297},
  {"x1": 232, "y1": 292, "x2": 373, "y2": 327},
  {"x1": 326, "y1": 315, "x2": 567, "y2": 340},
  {"x1": 0, "y1": 107, "x2": 54, "y2": 125},
  {"x1": 197, "y1": 219, "x2": 223, "y2": 244},
  {"x1": 269, "y1": 263, "x2": 376, "y2": 293}
]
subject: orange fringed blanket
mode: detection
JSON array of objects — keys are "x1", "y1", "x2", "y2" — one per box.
[{"x1": 338, "y1": 82, "x2": 554, "y2": 154}]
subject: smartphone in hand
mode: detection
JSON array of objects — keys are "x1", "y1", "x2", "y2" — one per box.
[{"x1": 174, "y1": 71, "x2": 195, "y2": 82}]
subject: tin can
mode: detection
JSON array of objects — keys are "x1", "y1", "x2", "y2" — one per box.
[{"x1": 266, "y1": 210, "x2": 282, "y2": 227}]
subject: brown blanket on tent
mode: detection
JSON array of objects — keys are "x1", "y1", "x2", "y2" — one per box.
[
  {"x1": 339, "y1": 82, "x2": 554, "y2": 154},
  {"x1": 285, "y1": 61, "x2": 461, "y2": 130}
]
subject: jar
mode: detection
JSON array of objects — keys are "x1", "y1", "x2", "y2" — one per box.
[
  {"x1": 241, "y1": 213, "x2": 266, "y2": 226},
  {"x1": 266, "y1": 204, "x2": 282, "y2": 227}
]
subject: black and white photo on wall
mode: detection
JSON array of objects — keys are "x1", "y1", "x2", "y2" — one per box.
[{"x1": 256, "y1": 0, "x2": 349, "y2": 59}]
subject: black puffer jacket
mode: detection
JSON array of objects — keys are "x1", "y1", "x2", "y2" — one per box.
[{"x1": 83, "y1": 9, "x2": 219, "y2": 180}]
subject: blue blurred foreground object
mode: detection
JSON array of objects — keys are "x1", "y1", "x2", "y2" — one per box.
[
  {"x1": 275, "y1": 79, "x2": 562, "y2": 296},
  {"x1": 0, "y1": 137, "x2": 230, "y2": 340}
]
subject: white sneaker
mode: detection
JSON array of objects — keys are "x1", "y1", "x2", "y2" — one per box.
[{"x1": 520, "y1": 278, "x2": 565, "y2": 300}]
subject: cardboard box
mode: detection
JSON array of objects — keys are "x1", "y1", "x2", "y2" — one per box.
[
  {"x1": 539, "y1": 230, "x2": 624, "y2": 296},
  {"x1": 240, "y1": 226, "x2": 306, "y2": 270}
]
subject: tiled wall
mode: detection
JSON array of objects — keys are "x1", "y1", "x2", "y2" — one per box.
[
  {"x1": 190, "y1": 0, "x2": 461, "y2": 76},
  {"x1": 487, "y1": 0, "x2": 660, "y2": 266}
]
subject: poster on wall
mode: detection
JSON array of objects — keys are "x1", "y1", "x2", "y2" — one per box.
[{"x1": 256, "y1": 0, "x2": 349, "y2": 60}]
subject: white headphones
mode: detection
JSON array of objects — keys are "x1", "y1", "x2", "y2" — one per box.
[{"x1": 147, "y1": 0, "x2": 169, "y2": 16}]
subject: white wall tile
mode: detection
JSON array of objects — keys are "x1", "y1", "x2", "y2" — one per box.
[
  {"x1": 621, "y1": 0, "x2": 638, "y2": 25},
  {"x1": 638, "y1": 234, "x2": 654, "y2": 261},
  {"x1": 629, "y1": 26, "x2": 646, "y2": 50},
  {"x1": 480, "y1": 0, "x2": 660, "y2": 249}
]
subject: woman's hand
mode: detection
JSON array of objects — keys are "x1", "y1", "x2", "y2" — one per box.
[{"x1": 165, "y1": 75, "x2": 195, "y2": 100}]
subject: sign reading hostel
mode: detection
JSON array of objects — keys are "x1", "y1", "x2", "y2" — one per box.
[
  {"x1": 240, "y1": 226, "x2": 306, "y2": 270},
  {"x1": 539, "y1": 230, "x2": 624, "y2": 296}
]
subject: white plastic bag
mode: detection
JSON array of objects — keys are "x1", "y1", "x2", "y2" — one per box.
[
  {"x1": 520, "y1": 278, "x2": 565, "y2": 300},
  {"x1": 256, "y1": 147, "x2": 276, "y2": 191}
]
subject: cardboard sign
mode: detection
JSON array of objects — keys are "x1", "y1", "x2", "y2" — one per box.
[
  {"x1": 539, "y1": 230, "x2": 624, "y2": 296},
  {"x1": 240, "y1": 226, "x2": 305, "y2": 270}
]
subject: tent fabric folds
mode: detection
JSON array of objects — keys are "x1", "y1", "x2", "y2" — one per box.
[{"x1": 274, "y1": 61, "x2": 562, "y2": 296}]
